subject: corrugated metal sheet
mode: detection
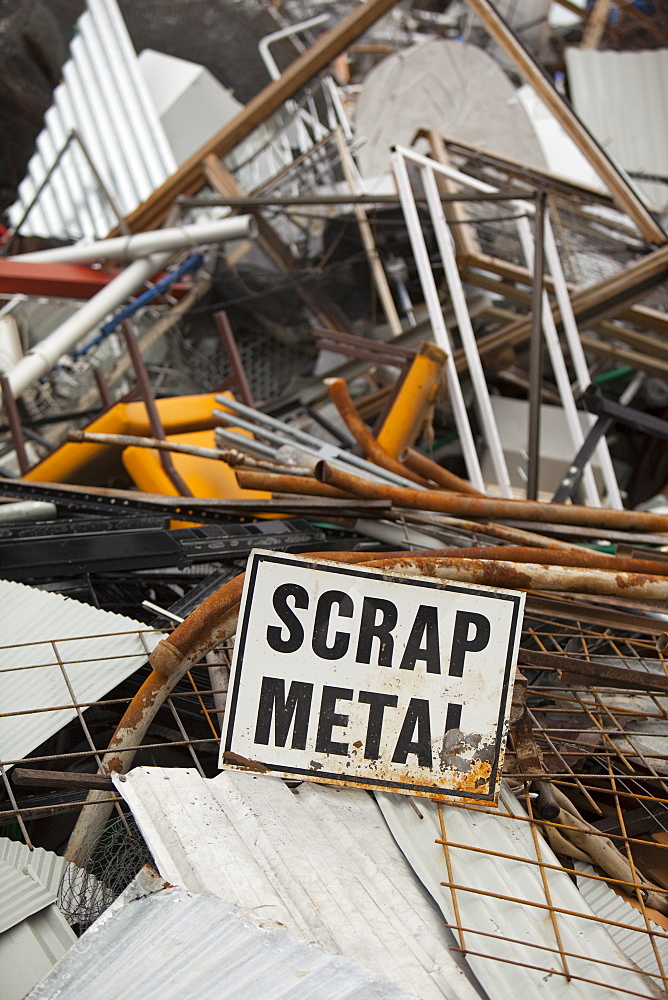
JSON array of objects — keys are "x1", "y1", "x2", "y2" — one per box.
[
  {"x1": 0, "y1": 860, "x2": 56, "y2": 933},
  {"x1": 0, "y1": 579, "x2": 164, "y2": 767},
  {"x1": 0, "y1": 862, "x2": 76, "y2": 1000},
  {"x1": 565, "y1": 47, "x2": 668, "y2": 210},
  {"x1": 376, "y1": 785, "x2": 657, "y2": 999},
  {"x1": 0, "y1": 836, "x2": 115, "y2": 924},
  {"x1": 113, "y1": 766, "x2": 483, "y2": 1000},
  {"x1": 8, "y1": 0, "x2": 176, "y2": 239},
  {"x1": 25, "y1": 867, "x2": 417, "y2": 1000},
  {"x1": 575, "y1": 861, "x2": 668, "y2": 981}
]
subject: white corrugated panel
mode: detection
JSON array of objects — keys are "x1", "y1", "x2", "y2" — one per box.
[
  {"x1": 565, "y1": 47, "x2": 668, "y2": 210},
  {"x1": 114, "y1": 766, "x2": 483, "y2": 1000},
  {"x1": 0, "y1": 862, "x2": 76, "y2": 1000},
  {"x1": 0, "y1": 579, "x2": 164, "y2": 767},
  {"x1": 8, "y1": 0, "x2": 176, "y2": 239},
  {"x1": 376, "y1": 785, "x2": 659, "y2": 999},
  {"x1": 0, "y1": 860, "x2": 56, "y2": 933},
  {"x1": 25, "y1": 867, "x2": 417, "y2": 1000},
  {"x1": 575, "y1": 861, "x2": 668, "y2": 984}
]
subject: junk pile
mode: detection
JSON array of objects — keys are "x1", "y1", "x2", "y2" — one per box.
[{"x1": 2, "y1": 0, "x2": 668, "y2": 996}]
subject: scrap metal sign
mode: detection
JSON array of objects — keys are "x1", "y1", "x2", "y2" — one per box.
[{"x1": 220, "y1": 550, "x2": 525, "y2": 802}]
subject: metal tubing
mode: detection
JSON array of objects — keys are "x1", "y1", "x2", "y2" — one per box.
[
  {"x1": 325, "y1": 377, "x2": 427, "y2": 485},
  {"x1": 12, "y1": 215, "x2": 257, "y2": 264},
  {"x1": 405, "y1": 545, "x2": 668, "y2": 576},
  {"x1": 400, "y1": 447, "x2": 484, "y2": 496},
  {"x1": 316, "y1": 460, "x2": 668, "y2": 532},
  {"x1": 235, "y1": 468, "x2": 355, "y2": 499},
  {"x1": 527, "y1": 190, "x2": 546, "y2": 501},
  {"x1": 214, "y1": 427, "x2": 277, "y2": 459},
  {"x1": 6, "y1": 252, "x2": 173, "y2": 398},
  {"x1": 0, "y1": 376, "x2": 30, "y2": 474},
  {"x1": 121, "y1": 321, "x2": 193, "y2": 497},
  {"x1": 420, "y1": 162, "x2": 513, "y2": 496},
  {"x1": 391, "y1": 150, "x2": 486, "y2": 492},
  {"x1": 215, "y1": 396, "x2": 423, "y2": 489},
  {"x1": 214, "y1": 311, "x2": 255, "y2": 408}
]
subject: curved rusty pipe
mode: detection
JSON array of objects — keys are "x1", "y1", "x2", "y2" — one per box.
[
  {"x1": 325, "y1": 377, "x2": 427, "y2": 486},
  {"x1": 65, "y1": 544, "x2": 668, "y2": 866},
  {"x1": 400, "y1": 446, "x2": 485, "y2": 496},
  {"x1": 317, "y1": 460, "x2": 668, "y2": 533},
  {"x1": 64, "y1": 550, "x2": 391, "y2": 866}
]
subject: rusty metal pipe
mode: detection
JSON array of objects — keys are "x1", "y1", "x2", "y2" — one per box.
[
  {"x1": 64, "y1": 550, "x2": 389, "y2": 866},
  {"x1": 402, "y1": 511, "x2": 583, "y2": 551},
  {"x1": 318, "y1": 461, "x2": 668, "y2": 533},
  {"x1": 413, "y1": 545, "x2": 668, "y2": 576},
  {"x1": 325, "y1": 377, "x2": 427, "y2": 486},
  {"x1": 357, "y1": 555, "x2": 668, "y2": 600},
  {"x1": 400, "y1": 446, "x2": 485, "y2": 495},
  {"x1": 235, "y1": 468, "x2": 356, "y2": 499}
]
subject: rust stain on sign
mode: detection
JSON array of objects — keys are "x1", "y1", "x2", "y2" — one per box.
[{"x1": 220, "y1": 550, "x2": 525, "y2": 804}]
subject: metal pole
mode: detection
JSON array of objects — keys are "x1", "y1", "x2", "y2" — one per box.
[
  {"x1": 0, "y1": 376, "x2": 30, "y2": 474},
  {"x1": 121, "y1": 321, "x2": 193, "y2": 498},
  {"x1": 214, "y1": 312, "x2": 255, "y2": 408},
  {"x1": 527, "y1": 190, "x2": 546, "y2": 501}
]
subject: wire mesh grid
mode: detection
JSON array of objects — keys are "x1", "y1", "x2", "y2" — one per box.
[{"x1": 1, "y1": 598, "x2": 668, "y2": 994}]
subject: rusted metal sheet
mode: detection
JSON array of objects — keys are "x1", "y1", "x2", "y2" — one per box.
[{"x1": 220, "y1": 550, "x2": 525, "y2": 803}]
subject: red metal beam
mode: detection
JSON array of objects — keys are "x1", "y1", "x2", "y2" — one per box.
[{"x1": 0, "y1": 260, "x2": 191, "y2": 300}]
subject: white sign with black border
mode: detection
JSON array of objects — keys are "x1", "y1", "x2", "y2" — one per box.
[{"x1": 220, "y1": 550, "x2": 525, "y2": 803}]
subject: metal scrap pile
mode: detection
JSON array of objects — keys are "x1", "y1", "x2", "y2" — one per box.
[{"x1": 2, "y1": 1, "x2": 668, "y2": 997}]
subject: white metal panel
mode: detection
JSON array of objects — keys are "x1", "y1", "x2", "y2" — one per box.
[
  {"x1": 0, "y1": 862, "x2": 76, "y2": 1000},
  {"x1": 114, "y1": 766, "x2": 482, "y2": 1000},
  {"x1": 0, "y1": 860, "x2": 56, "y2": 933},
  {"x1": 575, "y1": 861, "x2": 668, "y2": 983},
  {"x1": 8, "y1": 0, "x2": 176, "y2": 239},
  {"x1": 25, "y1": 867, "x2": 417, "y2": 1000},
  {"x1": 0, "y1": 579, "x2": 164, "y2": 767},
  {"x1": 376, "y1": 785, "x2": 658, "y2": 999},
  {"x1": 565, "y1": 48, "x2": 668, "y2": 210}
]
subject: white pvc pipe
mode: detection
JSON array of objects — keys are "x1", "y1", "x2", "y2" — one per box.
[
  {"x1": 421, "y1": 165, "x2": 513, "y2": 497},
  {"x1": 6, "y1": 252, "x2": 172, "y2": 397},
  {"x1": 391, "y1": 151, "x2": 486, "y2": 494},
  {"x1": 11, "y1": 215, "x2": 257, "y2": 265}
]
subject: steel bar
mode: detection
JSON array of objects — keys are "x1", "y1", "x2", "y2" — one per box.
[
  {"x1": 584, "y1": 390, "x2": 668, "y2": 441},
  {"x1": 552, "y1": 373, "x2": 645, "y2": 503},
  {"x1": 0, "y1": 376, "x2": 30, "y2": 474},
  {"x1": 214, "y1": 311, "x2": 255, "y2": 408},
  {"x1": 12, "y1": 768, "x2": 114, "y2": 791},
  {"x1": 316, "y1": 460, "x2": 668, "y2": 532},
  {"x1": 235, "y1": 468, "x2": 356, "y2": 499},
  {"x1": 175, "y1": 189, "x2": 538, "y2": 208},
  {"x1": 215, "y1": 396, "x2": 421, "y2": 489},
  {"x1": 399, "y1": 509, "x2": 583, "y2": 550},
  {"x1": 519, "y1": 648, "x2": 668, "y2": 693},
  {"x1": 121, "y1": 321, "x2": 193, "y2": 498},
  {"x1": 527, "y1": 190, "x2": 546, "y2": 501}
]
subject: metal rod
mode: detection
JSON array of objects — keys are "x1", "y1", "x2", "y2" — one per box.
[
  {"x1": 175, "y1": 189, "x2": 537, "y2": 208},
  {"x1": 121, "y1": 321, "x2": 194, "y2": 497},
  {"x1": 93, "y1": 365, "x2": 113, "y2": 411},
  {"x1": 527, "y1": 190, "x2": 546, "y2": 501},
  {"x1": 214, "y1": 311, "x2": 255, "y2": 408},
  {"x1": 0, "y1": 376, "x2": 30, "y2": 474}
]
